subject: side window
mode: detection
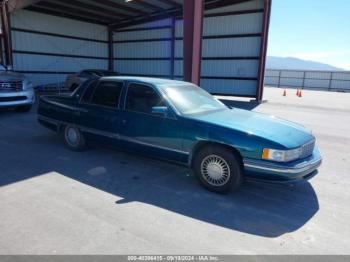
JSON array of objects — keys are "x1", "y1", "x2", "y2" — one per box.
[
  {"x1": 91, "y1": 81, "x2": 123, "y2": 108},
  {"x1": 81, "y1": 80, "x2": 98, "y2": 103},
  {"x1": 126, "y1": 83, "x2": 165, "y2": 114}
]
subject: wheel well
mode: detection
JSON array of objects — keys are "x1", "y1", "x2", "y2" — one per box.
[
  {"x1": 57, "y1": 123, "x2": 66, "y2": 133},
  {"x1": 190, "y1": 141, "x2": 243, "y2": 168}
]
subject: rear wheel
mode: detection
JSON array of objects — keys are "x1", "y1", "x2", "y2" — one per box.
[
  {"x1": 63, "y1": 125, "x2": 86, "y2": 151},
  {"x1": 193, "y1": 145, "x2": 243, "y2": 194},
  {"x1": 16, "y1": 105, "x2": 32, "y2": 112}
]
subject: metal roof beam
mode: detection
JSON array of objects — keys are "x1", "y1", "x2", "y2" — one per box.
[
  {"x1": 6, "y1": 0, "x2": 41, "y2": 13},
  {"x1": 33, "y1": 2, "x2": 112, "y2": 23},
  {"x1": 156, "y1": 0, "x2": 182, "y2": 8},
  {"x1": 26, "y1": 5, "x2": 109, "y2": 25},
  {"x1": 97, "y1": 0, "x2": 149, "y2": 16},
  {"x1": 131, "y1": 0, "x2": 166, "y2": 12},
  {"x1": 47, "y1": 0, "x2": 129, "y2": 20},
  {"x1": 205, "y1": 0, "x2": 252, "y2": 11}
]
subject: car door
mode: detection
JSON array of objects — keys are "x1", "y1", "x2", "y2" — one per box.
[
  {"x1": 75, "y1": 79, "x2": 124, "y2": 146},
  {"x1": 119, "y1": 82, "x2": 186, "y2": 162}
]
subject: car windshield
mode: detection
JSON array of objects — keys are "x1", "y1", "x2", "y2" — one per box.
[{"x1": 161, "y1": 84, "x2": 227, "y2": 116}]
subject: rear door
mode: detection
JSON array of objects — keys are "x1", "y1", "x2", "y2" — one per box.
[{"x1": 76, "y1": 79, "x2": 124, "y2": 145}]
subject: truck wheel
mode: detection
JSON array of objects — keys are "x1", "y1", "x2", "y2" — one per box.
[
  {"x1": 63, "y1": 125, "x2": 86, "y2": 151},
  {"x1": 16, "y1": 105, "x2": 32, "y2": 112},
  {"x1": 193, "y1": 145, "x2": 243, "y2": 194}
]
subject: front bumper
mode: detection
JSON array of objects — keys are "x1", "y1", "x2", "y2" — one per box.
[
  {"x1": 0, "y1": 89, "x2": 35, "y2": 107},
  {"x1": 243, "y1": 147, "x2": 322, "y2": 183}
]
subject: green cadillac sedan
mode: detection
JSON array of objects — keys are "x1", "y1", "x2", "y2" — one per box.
[{"x1": 38, "y1": 77, "x2": 322, "y2": 193}]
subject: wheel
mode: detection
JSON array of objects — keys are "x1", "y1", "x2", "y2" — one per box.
[
  {"x1": 16, "y1": 105, "x2": 32, "y2": 112},
  {"x1": 193, "y1": 145, "x2": 243, "y2": 194},
  {"x1": 63, "y1": 125, "x2": 86, "y2": 151}
]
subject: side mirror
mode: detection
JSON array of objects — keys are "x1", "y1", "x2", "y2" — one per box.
[{"x1": 151, "y1": 106, "x2": 168, "y2": 117}]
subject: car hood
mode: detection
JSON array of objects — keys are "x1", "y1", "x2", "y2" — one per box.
[
  {"x1": 0, "y1": 71, "x2": 26, "y2": 81},
  {"x1": 190, "y1": 108, "x2": 314, "y2": 149}
]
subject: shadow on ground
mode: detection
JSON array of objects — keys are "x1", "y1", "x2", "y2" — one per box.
[
  {"x1": 0, "y1": 109, "x2": 319, "y2": 238},
  {"x1": 220, "y1": 99, "x2": 261, "y2": 111}
]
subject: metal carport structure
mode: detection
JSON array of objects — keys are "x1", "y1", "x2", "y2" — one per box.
[{"x1": 0, "y1": 0, "x2": 271, "y2": 100}]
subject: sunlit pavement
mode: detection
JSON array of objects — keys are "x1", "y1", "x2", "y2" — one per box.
[{"x1": 0, "y1": 88, "x2": 349, "y2": 254}]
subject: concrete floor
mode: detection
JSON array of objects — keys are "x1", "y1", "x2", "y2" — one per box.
[{"x1": 0, "y1": 88, "x2": 349, "y2": 254}]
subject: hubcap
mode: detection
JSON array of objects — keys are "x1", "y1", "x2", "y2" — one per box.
[
  {"x1": 201, "y1": 155, "x2": 231, "y2": 186},
  {"x1": 66, "y1": 127, "x2": 79, "y2": 146}
]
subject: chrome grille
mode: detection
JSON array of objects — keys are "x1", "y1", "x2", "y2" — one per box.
[
  {"x1": 0, "y1": 81, "x2": 23, "y2": 91},
  {"x1": 300, "y1": 140, "x2": 315, "y2": 159}
]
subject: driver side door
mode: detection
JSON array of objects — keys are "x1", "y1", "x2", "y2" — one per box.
[{"x1": 119, "y1": 82, "x2": 186, "y2": 163}]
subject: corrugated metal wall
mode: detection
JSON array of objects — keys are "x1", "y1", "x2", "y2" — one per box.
[
  {"x1": 177, "y1": 0, "x2": 264, "y2": 96},
  {"x1": 113, "y1": 18, "x2": 173, "y2": 78},
  {"x1": 114, "y1": 0, "x2": 265, "y2": 97},
  {"x1": 265, "y1": 69, "x2": 350, "y2": 92},
  {"x1": 10, "y1": 10, "x2": 108, "y2": 86}
]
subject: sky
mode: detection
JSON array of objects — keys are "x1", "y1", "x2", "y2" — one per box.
[{"x1": 267, "y1": 0, "x2": 350, "y2": 70}]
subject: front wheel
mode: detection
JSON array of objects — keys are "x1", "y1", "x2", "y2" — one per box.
[
  {"x1": 193, "y1": 145, "x2": 243, "y2": 194},
  {"x1": 63, "y1": 125, "x2": 86, "y2": 151}
]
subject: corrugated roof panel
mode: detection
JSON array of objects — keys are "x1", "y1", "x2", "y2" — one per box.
[{"x1": 205, "y1": 0, "x2": 264, "y2": 14}]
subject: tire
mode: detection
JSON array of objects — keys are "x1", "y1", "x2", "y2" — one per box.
[
  {"x1": 63, "y1": 125, "x2": 86, "y2": 151},
  {"x1": 16, "y1": 105, "x2": 32, "y2": 112},
  {"x1": 193, "y1": 145, "x2": 243, "y2": 194}
]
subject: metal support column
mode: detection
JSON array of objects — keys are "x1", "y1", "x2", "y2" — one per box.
[
  {"x1": 183, "y1": 0, "x2": 204, "y2": 86},
  {"x1": 256, "y1": 0, "x2": 272, "y2": 100},
  {"x1": 108, "y1": 26, "x2": 114, "y2": 71},
  {"x1": 0, "y1": 1, "x2": 13, "y2": 67},
  {"x1": 170, "y1": 16, "x2": 176, "y2": 79}
]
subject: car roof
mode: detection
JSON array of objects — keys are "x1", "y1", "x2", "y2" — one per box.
[{"x1": 100, "y1": 76, "x2": 190, "y2": 86}]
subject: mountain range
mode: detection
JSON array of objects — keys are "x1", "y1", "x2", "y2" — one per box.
[{"x1": 266, "y1": 56, "x2": 344, "y2": 71}]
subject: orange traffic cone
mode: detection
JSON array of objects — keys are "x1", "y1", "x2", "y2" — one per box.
[
  {"x1": 283, "y1": 89, "x2": 287, "y2": 96},
  {"x1": 298, "y1": 90, "x2": 303, "y2": 97}
]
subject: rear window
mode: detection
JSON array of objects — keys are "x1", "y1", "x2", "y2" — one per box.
[{"x1": 91, "y1": 81, "x2": 123, "y2": 108}]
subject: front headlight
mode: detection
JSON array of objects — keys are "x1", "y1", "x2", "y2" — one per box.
[{"x1": 262, "y1": 148, "x2": 301, "y2": 162}]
